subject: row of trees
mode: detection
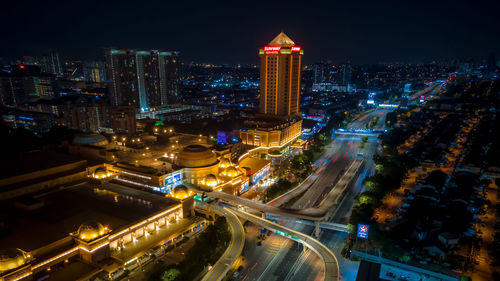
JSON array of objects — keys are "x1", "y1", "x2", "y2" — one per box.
[
  {"x1": 263, "y1": 111, "x2": 346, "y2": 201},
  {"x1": 349, "y1": 147, "x2": 417, "y2": 227},
  {"x1": 147, "y1": 217, "x2": 231, "y2": 281},
  {"x1": 346, "y1": 127, "x2": 418, "y2": 259}
]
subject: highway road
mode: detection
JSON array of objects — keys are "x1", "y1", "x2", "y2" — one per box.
[
  {"x1": 238, "y1": 109, "x2": 389, "y2": 281},
  {"x1": 202, "y1": 205, "x2": 245, "y2": 281}
]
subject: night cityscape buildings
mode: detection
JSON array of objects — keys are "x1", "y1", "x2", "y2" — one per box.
[
  {"x1": 1, "y1": 1, "x2": 500, "y2": 281},
  {"x1": 105, "y1": 49, "x2": 179, "y2": 111}
]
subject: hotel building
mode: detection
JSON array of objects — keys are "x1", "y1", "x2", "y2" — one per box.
[{"x1": 240, "y1": 32, "x2": 303, "y2": 148}]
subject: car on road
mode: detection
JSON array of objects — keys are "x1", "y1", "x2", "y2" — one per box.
[{"x1": 385, "y1": 272, "x2": 396, "y2": 278}]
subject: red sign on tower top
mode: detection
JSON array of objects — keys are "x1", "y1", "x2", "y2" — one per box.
[{"x1": 264, "y1": 46, "x2": 281, "y2": 54}]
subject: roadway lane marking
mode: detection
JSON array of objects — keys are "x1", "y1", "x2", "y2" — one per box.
[{"x1": 265, "y1": 242, "x2": 283, "y2": 255}]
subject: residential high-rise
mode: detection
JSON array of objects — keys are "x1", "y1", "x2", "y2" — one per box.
[
  {"x1": 313, "y1": 62, "x2": 328, "y2": 84},
  {"x1": 0, "y1": 65, "x2": 54, "y2": 106},
  {"x1": 341, "y1": 62, "x2": 351, "y2": 86},
  {"x1": 258, "y1": 32, "x2": 303, "y2": 118},
  {"x1": 83, "y1": 61, "x2": 106, "y2": 83},
  {"x1": 36, "y1": 52, "x2": 62, "y2": 76},
  {"x1": 105, "y1": 49, "x2": 179, "y2": 112}
]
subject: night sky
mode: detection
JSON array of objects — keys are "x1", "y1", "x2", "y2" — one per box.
[{"x1": 2, "y1": 0, "x2": 499, "y2": 64}]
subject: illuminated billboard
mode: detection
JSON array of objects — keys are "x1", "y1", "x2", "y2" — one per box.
[{"x1": 264, "y1": 46, "x2": 281, "y2": 54}]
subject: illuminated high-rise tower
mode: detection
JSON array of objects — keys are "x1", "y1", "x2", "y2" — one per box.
[
  {"x1": 258, "y1": 32, "x2": 303, "y2": 118},
  {"x1": 105, "y1": 49, "x2": 179, "y2": 112},
  {"x1": 240, "y1": 32, "x2": 303, "y2": 147}
]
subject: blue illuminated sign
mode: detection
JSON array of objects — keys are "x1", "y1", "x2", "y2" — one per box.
[
  {"x1": 357, "y1": 224, "x2": 369, "y2": 239},
  {"x1": 19, "y1": 116, "x2": 34, "y2": 121},
  {"x1": 217, "y1": 131, "x2": 227, "y2": 144}
]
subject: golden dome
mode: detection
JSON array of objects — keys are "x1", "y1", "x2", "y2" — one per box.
[
  {"x1": 171, "y1": 185, "x2": 193, "y2": 200},
  {"x1": 0, "y1": 250, "x2": 26, "y2": 272},
  {"x1": 93, "y1": 167, "x2": 108, "y2": 179},
  {"x1": 202, "y1": 174, "x2": 218, "y2": 187},
  {"x1": 225, "y1": 167, "x2": 239, "y2": 178},
  {"x1": 177, "y1": 145, "x2": 218, "y2": 168},
  {"x1": 219, "y1": 158, "x2": 231, "y2": 168},
  {"x1": 77, "y1": 221, "x2": 108, "y2": 241}
]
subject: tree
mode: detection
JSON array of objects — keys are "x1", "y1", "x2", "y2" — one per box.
[{"x1": 162, "y1": 269, "x2": 181, "y2": 281}]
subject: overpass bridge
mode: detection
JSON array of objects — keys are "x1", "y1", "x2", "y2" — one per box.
[
  {"x1": 201, "y1": 205, "x2": 245, "y2": 281},
  {"x1": 230, "y1": 207, "x2": 340, "y2": 281},
  {"x1": 335, "y1": 128, "x2": 386, "y2": 136},
  {"x1": 187, "y1": 159, "x2": 363, "y2": 236},
  {"x1": 265, "y1": 214, "x2": 349, "y2": 232}
]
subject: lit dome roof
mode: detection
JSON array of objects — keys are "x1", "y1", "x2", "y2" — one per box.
[
  {"x1": 219, "y1": 158, "x2": 231, "y2": 168},
  {"x1": 77, "y1": 221, "x2": 108, "y2": 241},
  {"x1": 93, "y1": 167, "x2": 107, "y2": 178},
  {"x1": 225, "y1": 167, "x2": 239, "y2": 178},
  {"x1": 171, "y1": 185, "x2": 192, "y2": 200},
  {"x1": 177, "y1": 145, "x2": 218, "y2": 168},
  {"x1": 0, "y1": 250, "x2": 26, "y2": 272},
  {"x1": 203, "y1": 174, "x2": 218, "y2": 187},
  {"x1": 73, "y1": 134, "x2": 108, "y2": 146}
]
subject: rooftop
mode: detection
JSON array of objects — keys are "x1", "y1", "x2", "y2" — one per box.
[
  {"x1": 268, "y1": 32, "x2": 295, "y2": 47},
  {"x1": 0, "y1": 151, "x2": 86, "y2": 180},
  {"x1": 239, "y1": 157, "x2": 271, "y2": 174},
  {"x1": 0, "y1": 182, "x2": 177, "y2": 251}
]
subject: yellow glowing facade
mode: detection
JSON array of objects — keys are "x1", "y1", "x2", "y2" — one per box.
[
  {"x1": 240, "y1": 119, "x2": 302, "y2": 147},
  {"x1": 259, "y1": 32, "x2": 303, "y2": 117},
  {"x1": 0, "y1": 205, "x2": 191, "y2": 281}
]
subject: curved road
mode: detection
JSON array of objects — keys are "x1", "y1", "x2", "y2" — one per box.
[
  {"x1": 202, "y1": 205, "x2": 245, "y2": 281},
  {"x1": 230, "y1": 207, "x2": 340, "y2": 281}
]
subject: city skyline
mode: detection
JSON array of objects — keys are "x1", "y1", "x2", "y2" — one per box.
[
  {"x1": 1, "y1": 2, "x2": 500, "y2": 281},
  {"x1": 2, "y1": 0, "x2": 500, "y2": 64}
]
